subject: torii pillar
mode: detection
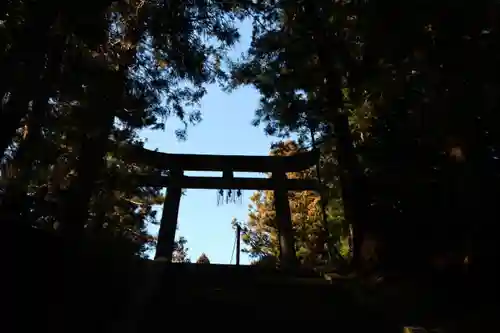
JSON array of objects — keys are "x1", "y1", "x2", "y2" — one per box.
[
  {"x1": 273, "y1": 171, "x2": 298, "y2": 271},
  {"x1": 155, "y1": 168, "x2": 183, "y2": 261}
]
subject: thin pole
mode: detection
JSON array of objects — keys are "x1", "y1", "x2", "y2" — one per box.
[{"x1": 236, "y1": 223, "x2": 241, "y2": 265}]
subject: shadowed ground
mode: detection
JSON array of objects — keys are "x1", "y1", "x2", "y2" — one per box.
[{"x1": 15, "y1": 226, "x2": 495, "y2": 333}]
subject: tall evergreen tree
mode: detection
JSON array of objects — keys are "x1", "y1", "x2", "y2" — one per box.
[
  {"x1": 231, "y1": 0, "x2": 500, "y2": 274},
  {"x1": 1, "y1": 0, "x2": 254, "y2": 257},
  {"x1": 239, "y1": 140, "x2": 349, "y2": 269}
]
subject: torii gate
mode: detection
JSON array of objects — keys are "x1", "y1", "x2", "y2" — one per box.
[{"x1": 124, "y1": 146, "x2": 321, "y2": 270}]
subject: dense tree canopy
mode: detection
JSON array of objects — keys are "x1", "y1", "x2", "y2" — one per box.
[
  {"x1": 6, "y1": 2, "x2": 500, "y2": 331},
  {"x1": 1, "y1": 0, "x2": 251, "y2": 258},
  {"x1": 232, "y1": 0, "x2": 500, "y2": 275},
  {"x1": 3, "y1": 0, "x2": 499, "y2": 281}
]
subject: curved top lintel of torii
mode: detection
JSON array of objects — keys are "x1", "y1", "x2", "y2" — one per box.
[{"x1": 121, "y1": 145, "x2": 320, "y2": 173}]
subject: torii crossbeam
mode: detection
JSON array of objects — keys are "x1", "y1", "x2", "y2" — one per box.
[{"x1": 124, "y1": 146, "x2": 321, "y2": 270}]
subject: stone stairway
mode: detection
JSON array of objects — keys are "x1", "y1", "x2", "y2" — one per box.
[
  {"x1": 19, "y1": 227, "x2": 492, "y2": 333},
  {"x1": 113, "y1": 262, "x2": 400, "y2": 331}
]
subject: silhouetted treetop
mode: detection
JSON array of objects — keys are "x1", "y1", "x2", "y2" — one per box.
[{"x1": 196, "y1": 253, "x2": 211, "y2": 264}]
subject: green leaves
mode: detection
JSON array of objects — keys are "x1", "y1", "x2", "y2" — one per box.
[
  {"x1": 0, "y1": 0, "x2": 255, "y2": 258},
  {"x1": 239, "y1": 140, "x2": 346, "y2": 267}
]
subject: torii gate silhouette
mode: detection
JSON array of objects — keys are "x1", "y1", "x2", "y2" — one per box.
[{"x1": 123, "y1": 146, "x2": 321, "y2": 270}]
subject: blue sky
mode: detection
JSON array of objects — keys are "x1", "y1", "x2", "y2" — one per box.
[{"x1": 140, "y1": 20, "x2": 275, "y2": 264}]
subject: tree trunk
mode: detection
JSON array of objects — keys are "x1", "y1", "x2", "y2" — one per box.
[
  {"x1": 313, "y1": 18, "x2": 371, "y2": 271},
  {"x1": 58, "y1": 10, "x2": 146, "y2": 244},
  {"x1": 11, "y1": 31, "x2": 64, "y2": 181},
  {"x1": 0, "y1": 2, "x2": 59, "y2": 159},
  {"x1": 0, "y1": 30, "x2": 65, "y2": 223},
  {"x1": 58, "y1": 107, "x2": 115, "y2": 245},
  {"x1": 329, "y1": 111, "x2": 370, "y2": 271}
]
